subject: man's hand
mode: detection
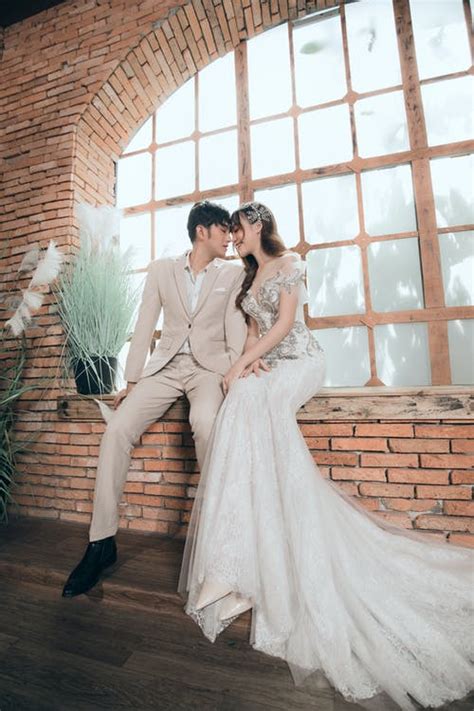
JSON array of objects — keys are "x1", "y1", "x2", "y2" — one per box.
[
  {"x1": 113, "y1": 382, "x2": 136, "y2": 409},
  {"x1": 241, "y1": 359, "x2": 270, "y2": 378}
]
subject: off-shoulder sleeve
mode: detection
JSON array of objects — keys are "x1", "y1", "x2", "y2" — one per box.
[{"x1": 277, "y1": 254, "x2": 308, "y2": 304}]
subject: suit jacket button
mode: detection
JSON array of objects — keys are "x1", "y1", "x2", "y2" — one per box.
[{"x1": 188, "y1": 324, "x2": 191, "y2": 329}]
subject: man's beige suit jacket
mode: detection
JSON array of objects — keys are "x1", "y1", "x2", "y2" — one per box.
[{"x1": 124, "y1": 253, "x2": 247, "y2": 383}]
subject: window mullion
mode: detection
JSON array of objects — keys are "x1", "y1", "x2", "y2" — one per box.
[{"x1": 235, "y1": 42, "x2": 253, "y2": 203}]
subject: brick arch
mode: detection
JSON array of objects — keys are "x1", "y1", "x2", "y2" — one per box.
[{"x1": 74, "y1": 0, "x2": 340, "y2": 207}]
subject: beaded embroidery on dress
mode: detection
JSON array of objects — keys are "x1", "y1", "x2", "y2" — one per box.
[{"x1": 178, "y1": 253, "x2": 474, "y2": 711}]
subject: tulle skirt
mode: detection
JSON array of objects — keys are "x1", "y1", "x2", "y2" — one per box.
[{"x1": 178, "y1": 352, "x2": 474, "y2": 710}]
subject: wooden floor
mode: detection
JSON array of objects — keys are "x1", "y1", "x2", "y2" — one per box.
[{"x1": 0, "y1": 518, "x2": 472, "y2": 711}]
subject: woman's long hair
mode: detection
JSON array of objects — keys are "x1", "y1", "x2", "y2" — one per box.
[{"x1": 231, "y1": 202, "x2": 287, "y2": 316}]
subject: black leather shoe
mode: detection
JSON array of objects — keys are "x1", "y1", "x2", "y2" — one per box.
[{"x1": 62, "y1": 536, "x2": 117, "y2": 598}]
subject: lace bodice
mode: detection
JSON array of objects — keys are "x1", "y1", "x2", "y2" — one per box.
[{"x1": 241, "y1": 254, "x2": 323, "y2": 366}]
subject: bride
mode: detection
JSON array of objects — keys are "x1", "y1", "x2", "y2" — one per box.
[{"x1": 178, "y1": 201, "x2": 473, "y2": 711}]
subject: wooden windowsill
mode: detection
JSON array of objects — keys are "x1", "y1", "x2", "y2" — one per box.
[{"x1": 57, "y1": 385, "x2": 474, "y2": 421}]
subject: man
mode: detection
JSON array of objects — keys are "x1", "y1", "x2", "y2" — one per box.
[{"x1": 62, "y1": 201, "x2": 247, "y2": 597}]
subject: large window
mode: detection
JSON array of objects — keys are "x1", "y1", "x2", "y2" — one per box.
[{"x1": 117, "y1": 0, "x2": 474, "y2": 388}]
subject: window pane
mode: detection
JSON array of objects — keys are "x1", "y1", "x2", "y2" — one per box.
[
  {"x1": 375, "y1": 322, "x2": 431, "y2": 386},
  {"x1": 298, "y1": 104, "x2": 353, "y2": 169},
  {"x1": 448, "y1": 319, "x2": 474, "y2": 385},
  {"x1": 421, "y1": 76, "x2": 474, "y2": 147},
  {"x1": 254, "y1": 184, "x2": 299, "y2": 248},
  {"x1": 293, "y1": 12, "x2": 346, "y2": 107},
  {"x1": 156, "y1": 79, "x2": 195, "y2": 144},
  {"x1": 430, "y1": 154, "x2": 474, "y2": 228},
  {"x1": 361, "y1": 164, "x2": 417, "y2": 236},
  {"x1": 307, "y1": 245, "x2": 365, "y2": 317},
  {"x1": 345, "y1": 0, "x2": 401, "y2": 94},
  {"x1": 155, "y1": 141, "x2": 195, "y2": 199},
  {"x1": 199, "y1": 130, "x2": 238, "y2": 190},
  {"x1": 116, "y1": 153, "x2": 152, "y2": 208},
  {"x1": 120, "y1": 213, "x2": 152, "y2": 271},
  {"x1": 199, "y1": 53, "x2": 237, "y2": 133},
  {"x1": 248, "y1": 24, "x2": 292, "y2": 120},
  {"x1": 155, "y1": 204, "x2": 193, "y2": 258},
  {"x1": 410, "y1": 0, "x2": 471, "y2": 81},
  {"x1": 251, "y1": 118, "x2": 295, "y2": 179},
  {"x1": 124, "y1": 116, "x2": 152, "y2": 154},
  {"x1": 216, "y1": 194, "x2": 240, "y2": 216},
  {"x1": 302, "y1": 174, "x2": 359, "y2": 244},
  {"x1": 354, "y1": 91, "x2": 409, "y2": 158},
  {"x1": 438, "y1": 231, "x2": 474, "y2": 307},
  {"x1": 311, "y1": 326, "x2": 370, "y2": 386},
  {"x1": 368, "y1": 238, "x2": 424, "y2": 312}
]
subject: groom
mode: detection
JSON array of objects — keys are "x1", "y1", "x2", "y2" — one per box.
[{"x1": 62, "y1": 200, "x2": 247, "y2": 597}]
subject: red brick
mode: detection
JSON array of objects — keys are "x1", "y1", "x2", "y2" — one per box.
[
  {"x1": 313, "y1": 452, "x2": 359, "y2": 466},
  {"x1": 300, "y1": 424, "x2": 353, "y2": 437},
  {"x1": 414, "y1": 515, "x2": 474, "y2": 532},
  {"x1": 331, "y1": 438, "x2": 388, "y2": 451},
  {"x1": 448, "y1": 533, "x2": 474, "y2": 548},
  {"x1": 305, "y1": 437, "x2": 330, "y2": 449},
  {"x1": 355, "y1": 424, "x2": 414, "y2": 437},
  {"x1": 416, "y1": 485, "x2": 472, "y2": 500},
  {"x1": 382, "y1": 498, "x2": 440, "y2": 513},
  {"x1": 127, "y1": 519, "x2": 169, "y2": 534},
  {"x1": 389, "y1": 438, "x2": 449, "y2": 453},
  {"x1": 387, "y1": 468, "x2": 449, "y2": 484},
  {"x1": 359, "y1": 483, "x2": 415, "y2": 498},
  {"x1": 451, "y1": 470, "x2": 474, "y2": 484},
  {"x1": 331, "y1": 467, "x2": 386, "y2": 482},
  {"x1": 420, "y1": 454, "x2": 474, "y2": 469},
  {"x1": 143, "y1": 484, "x2": 185, "y2": 497},
  {"x1": 415, "y1": 425, "x2": 474, "y2": 438},
  {"x1": 451, "y1": 439, "x2": 474, "y2": 454},
  {"x1": 361, "y1": 453, "x2": 418, "y2": 468},
  {"x1": 444, "y1": 501, "x2": 474, "y2": 517}
]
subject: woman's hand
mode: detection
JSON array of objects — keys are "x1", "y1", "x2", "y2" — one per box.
[
  {"x1": 222, "y1": 360, "x2": 246, "y2": 395},
  {"x1": 241, "y1": 359, "x2": 270, "y2": 378}
]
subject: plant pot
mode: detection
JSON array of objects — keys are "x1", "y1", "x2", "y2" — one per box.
[{"x1": 73, "y1": 356, "x2": 118, "y2": 395}]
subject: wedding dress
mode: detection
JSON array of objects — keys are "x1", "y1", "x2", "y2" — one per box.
[{"x1": 178, "y1": 253, "x2": 474, "y2": 711}]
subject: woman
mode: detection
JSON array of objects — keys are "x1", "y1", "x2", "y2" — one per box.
[{"x1": 178, "y1": 202, "x2": 473, "y2": 711}]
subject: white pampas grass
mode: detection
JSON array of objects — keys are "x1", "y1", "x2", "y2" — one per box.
[
  {"x1": 18, "y1": 243, "x2": 40, "y2": 273},
  {"x1": 76, "y1": 203, "x2": 121, "y2": 252},
  {"x1": 93, "y1": 398, "x2": 114, "y2": 423},
  {"x1": 30, "y1": 240, "x2": 64, "y2": 287},
  {"x1": 5, "y1": 240, "x2": 64, "y2": 337}
]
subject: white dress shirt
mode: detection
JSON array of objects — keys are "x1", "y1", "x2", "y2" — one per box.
[{"x1": 177, "y1": 251, "x2": 218, "y2": 354}]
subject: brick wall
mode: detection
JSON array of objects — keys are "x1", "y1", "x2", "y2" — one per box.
[{"x1": 1, "y1": 0, "x2": 473, "y2": 546}]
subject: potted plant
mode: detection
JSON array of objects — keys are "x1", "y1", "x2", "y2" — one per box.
[{"x1": 54, "y1": 204, "x2": 140, "y2": 395}]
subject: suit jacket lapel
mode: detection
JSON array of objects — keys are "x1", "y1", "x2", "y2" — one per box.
[
  {"x1": 193, "y1": 262, "x2": 221, "y2": 317},
  {"x1": 173, "y1": 254, "x2": 191, "y2": 318}
]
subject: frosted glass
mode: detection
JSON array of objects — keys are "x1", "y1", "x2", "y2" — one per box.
[
  {"x1": 116, "y1": 153, "x2": 152, "y2": 209},
  {"x1": 293, "y1": 12, "x2": 346, "y2": 107},
  {"x1": 375, "y1": 322, "x2": 431, "y2": 386},
  {"x1": 156, "y1": 79, "x2": 195, "y2": 144},
  {"x1": 199, "y1": 53, "x2": 237, "y2": 133},
  {"x1": 254, "y1": 184, "x2": 299, "y2": 248},
  {"x1": 124, "y1": 116, "x2": 152, "y2": 153},
  {"x1": 368, "y1": 238, "x2": 424, "y2": 312},
  {"x1": 307, "y1": 245, "x2": 365, "y2": 317},
  {"x1": 302, "y1": 174, "x2": 359, "y2": 244},
  {"x1": 251, "y1": 118, "x2": 295, "y2": 179},
  {"x1": 155, "y1": 204, "x2": 194, "y2": 258},
  {"x1": 155, "y1": 141, "x2": 195, "y2": 200},
  {"x1": 345, "y1": 0, "x2": 401, "y2": 93},
  {"x1": 120, "y1": 213, "x2": 152, "y2": 271},
  {"x1": 311, "y1": 326, "x2": 370, "y2": 386},
  {"x1": 448, "y1": 319, "x2": 474, "y2": 384},
  {"x1": 298, "y1": 104, "x2": 352, "y2": 169},
  {"x1": 248, "y1": 24, "x2": 292, "y2": 120},
  {"x1": 355, "y1": 91, "x2": 409, "y2": 157},
  {"x1": 438, "y1": 231, "x2": 474, "y2": 307},
  {"x1": 361, "y1": 164, "x2": 417, "y2": 236},
  {"x1": 410, "y1": 0, "x2": 471, "y2": 80},
  {"x1": 199, "y1": 130, "x2": 238, "y2": 190},
  {"x1": 422, "y1": 76, "x2": 474, "y2": 147},
  {"x1": 430, "y1": 154, "x2": 474, "y2": 228}
]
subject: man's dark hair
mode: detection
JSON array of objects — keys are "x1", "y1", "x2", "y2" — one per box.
[{"x1": 187, "y1": 201, "x2": 231, "y2": 243}]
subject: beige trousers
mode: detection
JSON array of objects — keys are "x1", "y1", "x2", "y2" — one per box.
[{"x1": 89, "y1": 354, "x2": 224, "y2": 542}]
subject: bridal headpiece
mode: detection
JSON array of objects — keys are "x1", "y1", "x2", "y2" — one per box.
[{"x1": 238, "y1": 202, "x2": 272, "y2": 225}]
